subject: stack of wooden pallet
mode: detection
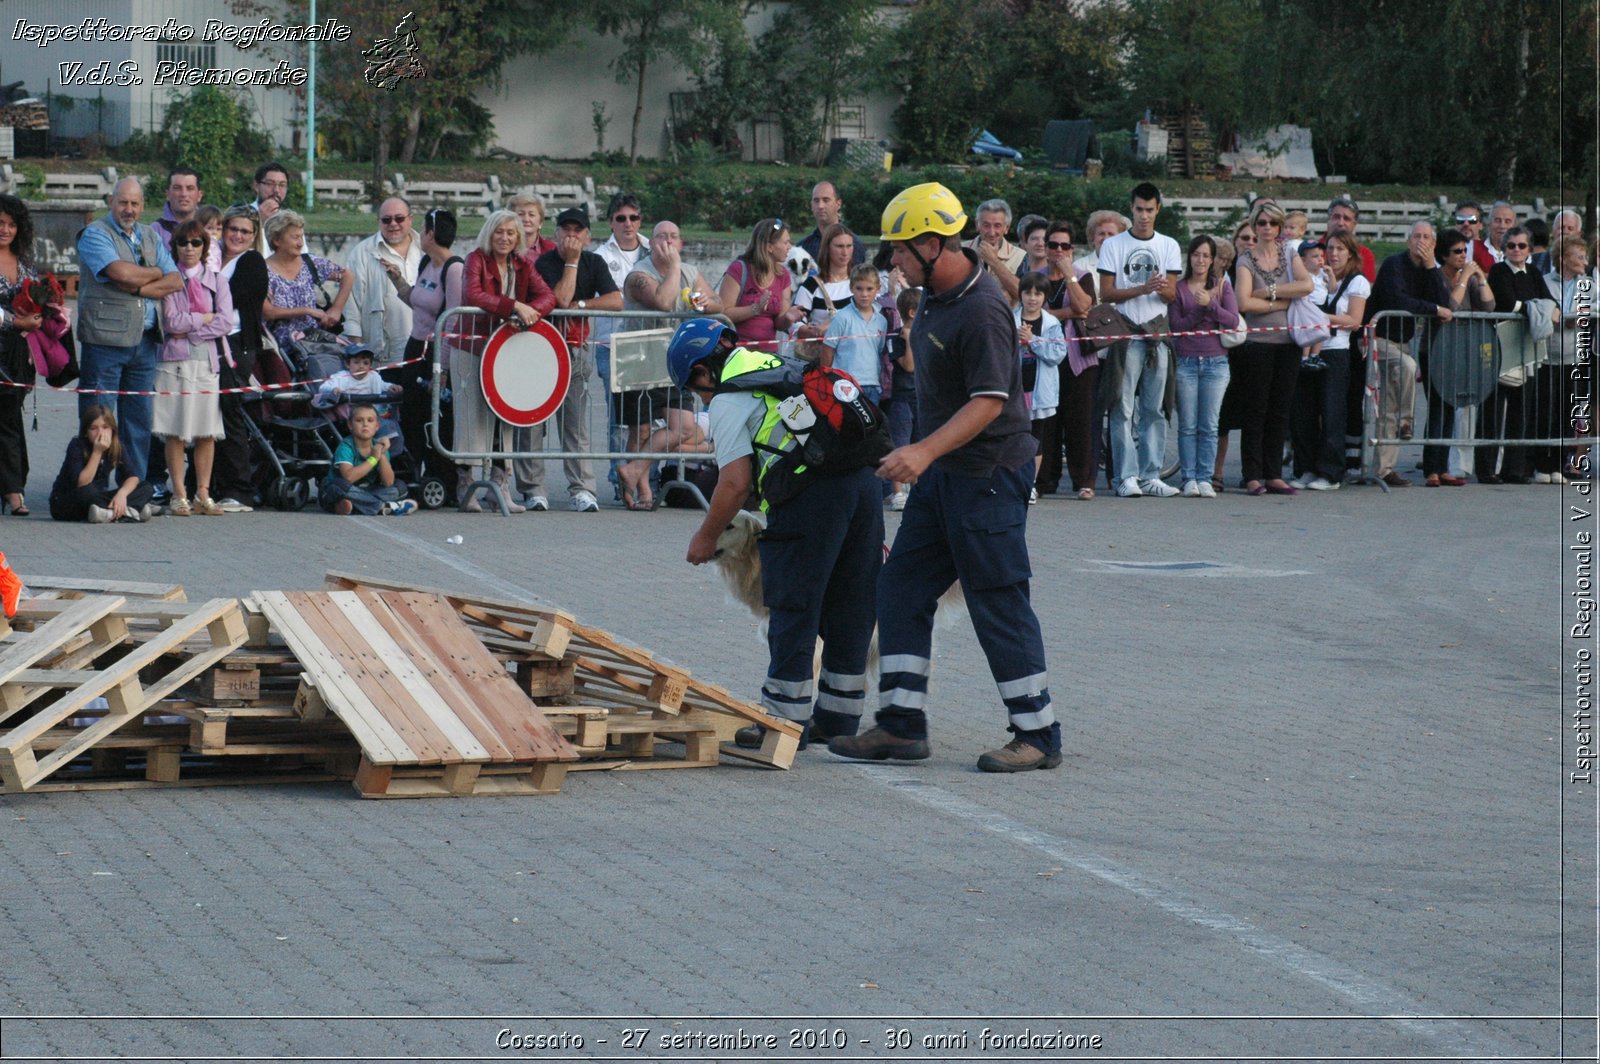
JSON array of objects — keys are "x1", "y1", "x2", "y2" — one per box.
[{"x1": 0, "y1": 573, "x2": 800, "y2": 798}]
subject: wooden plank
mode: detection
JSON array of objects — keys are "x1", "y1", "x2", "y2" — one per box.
[
  {"x1": 252, "y1": 592, "x2": 417, "y2": 764},
  {"x1": 6, "y1": 599, "x2": 250, "y2": 788},
  {"x1": 373, "y1": 592, "x2": 574, "y2": 763},
  {"x1": 20, "y1": 576, "x2": 187, "y2": 602},
  {"x1": 352, "y1": 593, "x2": 519, "y2": 763},
  {"x1": 294, "y1": 675, "x2": 328, "y2": 720},
  {"x1": 325, "y1": 591, "x2": 493, "y2": 762},
  {"x1": 324, "y1": 571, "x2": 574, "y2": 658},
  {"x1": 290, "y1": 592, "x2": 461, "y2": 765},
  {"x1": 353, "y1": 757, "x2": 393, "y2": 796},
  {"x1": 0, "y1": 596, "x2": 126, "y2": 686}
]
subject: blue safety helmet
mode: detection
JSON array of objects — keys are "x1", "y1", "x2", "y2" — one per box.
[{"x1": 666, "y1": 318, "x2": 734, "y2": 389}]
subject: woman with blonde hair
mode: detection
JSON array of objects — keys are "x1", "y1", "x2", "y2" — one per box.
[
  {"x1": 1231, "y1": 200, "x2": 1314, "y2": 494},
  {"x1": 718, "y1": 218, "x2": 801, "y2": 348},
  {"x1": 455, "y1": 209, "x2": 556, "y2": 512}
]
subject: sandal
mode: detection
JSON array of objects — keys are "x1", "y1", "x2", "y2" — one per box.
[
  {"x1": 1210, "y1": 476, "x2": 1225, "y2": 494},
  {"x1": 1077, "y1": 487, "x2": 1095, "y2": 500},
  {"x1": 1245, "y1": 481, "x2": 1267, "y2": 496},
  {"x1": 1424, "y1": 474, "x2": 1441, "y2": 487},
  {"x1": 194, "y1": 497, "x2": 225, "y2": 516},
  {"x1": 169, "y1": 496, "x2": 192, "y2": 516}
]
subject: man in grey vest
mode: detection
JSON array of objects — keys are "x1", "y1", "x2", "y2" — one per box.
[{"x1": 76, "y1": 177, "x2": 181, "y2": 479}]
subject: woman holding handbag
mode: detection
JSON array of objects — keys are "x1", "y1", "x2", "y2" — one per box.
[{"x1": 262, "y1": 210, "x2": 351, "y2": 352}]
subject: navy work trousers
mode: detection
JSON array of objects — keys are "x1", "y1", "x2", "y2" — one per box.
[
  {"x1": 757, "y1": 466, "x2": 884, "y2": 728},
  {"x1": 875, "y1": 458, "x2": 1059, "y2": 752}
]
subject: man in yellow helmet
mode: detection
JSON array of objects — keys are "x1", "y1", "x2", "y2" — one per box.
[{"x1": 829, "y1": 182, "x2": 1062, "y2": 772}]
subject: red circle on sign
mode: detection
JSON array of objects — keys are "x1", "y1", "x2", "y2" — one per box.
[{"x1": 479, "y1": 320, "x2": 571, "y2": 427}]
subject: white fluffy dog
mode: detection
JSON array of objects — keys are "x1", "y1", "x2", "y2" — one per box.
[
  {"x1": 784, "y1": 245, "x2": 818, "y2": 289},
  {"x1": 713, "y1": 509, "x2": 964, "y2": 682}
]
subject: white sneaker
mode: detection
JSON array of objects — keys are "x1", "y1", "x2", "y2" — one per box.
[
  {"x1": 1116, "y1": 477, "x2": 1143, "y2": 498},
  {"x1": 120, "y1": 505, "x2": 143, "y2": 522},
  {"x1": 87, "y1": 504, "x2": 114, "y2": 524},
  {"x1": 1290, "y1": 473, "x2": 1312, "y2": 489},
  {"x1": 888, "y1": 491, "x2": 908, "y2": 512},
  {"x1": 139, "y1": 503, "x2": 160, "y2": 520},
  {"x1": 380, "y1": 499, "x2": 418, "y2": 516},
  {"x1": 215, "y1": 497, "x2": 253, "y2": 513},
  {"x1": 1305, "y1": 476, "x2": 1340, "y2": 491},
  {"x1": 1550, "y1": 471, "x2": 1567, "y2": 485},
  {"x1": 524, "y1": 494, "x2": 549, "y2": 511},
  {"x1": 1028, "y1": 487, "x2": 1039, "y2": 505},
  {"x1": 1141, "y1": 478, "x2": 1180, "y2": 497},
  {"x1": 570, "y1": 490, "x2": 599, "y2": 513},
  {"x1": 1197, "y1": 481, "x2": 1217, "y2": 498},
  {"x1": 1532, "y1": 471, "x2": 1552, "y2": 484},
  {"x1": 1180, "y1": 480, "x2": 1201, "y2": 497}
]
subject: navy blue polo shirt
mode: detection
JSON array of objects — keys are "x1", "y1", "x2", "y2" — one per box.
[{"x1": 911, "y1": 249, "x2": 1036, "y2": 477}]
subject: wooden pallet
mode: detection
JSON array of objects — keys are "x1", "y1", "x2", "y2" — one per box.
[
  {"x1": 252, "y1": 589, "x2": 577, "y2": 797},
  {"x1": 0, "y1": 596, "x2": 250, "y2": 791},
  {"x1": 324, "y1": 570, "x2": 800, "y2": 769}
]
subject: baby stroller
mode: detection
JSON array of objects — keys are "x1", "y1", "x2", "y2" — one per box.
[
  {"x1": 246, "y1": 334, "x2": 454, "y2": 512},
  {"x1": 238, "y1": 332, "x2": 346, "y2": 511}
]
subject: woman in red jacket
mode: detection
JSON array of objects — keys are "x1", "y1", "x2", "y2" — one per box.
[{"x1": 455, "y1": 209, "x2": 556, "y2": 512}]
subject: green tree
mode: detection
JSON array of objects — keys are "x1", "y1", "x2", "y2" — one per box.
[
  {"x1": 885, "y1": 0, "x2": 1017, "y2": 163},
  {"x1": 591, "y1": 0, "x2": 745, "y2": 164},
  {"x1": 159, "y1": 86, "x2": 271, "y2": 202},
  {"x1": 752, "y1": 0, "x2": 883, "y2": 164}
]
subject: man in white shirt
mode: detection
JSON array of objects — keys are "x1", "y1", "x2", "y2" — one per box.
[
  {"x1": 965, "y1": 198, "x2": 1026, "y2": 304},
  {"x1": 342, "y1": 196, "x2": 421, "y2": 367},
  {"x1": 1097, "y1": 182, "x2": 1182, "y2": 497}
]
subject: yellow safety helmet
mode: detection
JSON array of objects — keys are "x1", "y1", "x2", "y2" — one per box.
[{"x1": 879, "y1": 182, "x2": 967, "y2": 242}]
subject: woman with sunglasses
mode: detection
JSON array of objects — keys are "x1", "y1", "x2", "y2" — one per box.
[
  {"x1": 718, "y1": 218, "x2": 800, "y2": 350},
  {"x1": 1230, "y1": 201, "x2": 1314, "y2": 495},
  {"x1": 1042, "y1": 221, "x2": 1097, "y2": 498},
  {"x1": 1487, "y1": 225, "x2": 1562, "y2": 483},
  {"x1": 153, "y1": 218, "x2": 232, "y2": 516}
]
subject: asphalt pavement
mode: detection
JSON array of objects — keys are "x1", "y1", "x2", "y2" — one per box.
[{"x1": 0, "y1": 385, "x2": 1592, "y2": 1064}]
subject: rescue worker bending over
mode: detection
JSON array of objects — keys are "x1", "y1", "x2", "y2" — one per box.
[{"x1": 676, "y1": 320, "x2": 884, "y2": 748}]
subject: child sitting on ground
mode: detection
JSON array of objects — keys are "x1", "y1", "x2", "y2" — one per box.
[
  {"x1": 313, "y1": 346, "x2": 405, "y2": 451},
  {"x1": 1298, "y1": 239, "x2": 1330, "y2": 370},
  {"x1": 821, "y1": 263, "x2": 889, "y2": 405},
  {"x1": 49, "y1": 406, "x2": 158, "y2": 523},
  {"x1": 320, "y1": 402, "x2": 416, "y2": 516}
]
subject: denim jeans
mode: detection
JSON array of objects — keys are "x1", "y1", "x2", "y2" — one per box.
[
  {"x1": 1175, "y1": 356, "x2": 1230, "y2": 484},
  {"x1": 1109, "y1": 337, "x2": 1168, "y2": 483},
  {"x1": 79, "y1": 336, "x2": 159, "y2": 480}
]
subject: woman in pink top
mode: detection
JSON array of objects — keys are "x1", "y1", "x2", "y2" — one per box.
[
  {"x1": 1168, "y1": 235, "x2": 1240, "y2": 497},
  {"x1": 717, "y1": 218, "x2": 800, "y2": 349}
]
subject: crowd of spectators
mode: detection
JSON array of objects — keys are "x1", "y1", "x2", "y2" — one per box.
[{"x1": 0, "y1": 165, "x2": 1593, "y2": 523}]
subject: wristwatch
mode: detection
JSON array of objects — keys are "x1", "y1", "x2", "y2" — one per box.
[{"x1": 577, "y1": 300, "x2": 587, "y2": 310}]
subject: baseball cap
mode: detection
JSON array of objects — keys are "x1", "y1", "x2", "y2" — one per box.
[{"x1": 555, "y1": 207, "x2": 590, "y2": 229}]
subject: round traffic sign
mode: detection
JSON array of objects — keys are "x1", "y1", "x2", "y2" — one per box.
[{"x1": 479, "y1": 320, "x2": 571, "y2": 427}]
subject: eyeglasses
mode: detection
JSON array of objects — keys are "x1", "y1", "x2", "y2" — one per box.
[
  {"x1": 1454, "y1": 215, "x2": 1479, "y2": 225},
  {"x1": 1255, "y1": 218, "x2": 1281, "y2": 227},
  {"x1": 174, "y1": 238, "x2": 205, "y2": 248},
  {"x1": 771, "y1": 219, "x2": 785, "y2": 232},
  {"x1": 380, "y1": 214, "x2": 409, "y2": 224},
  {"x1": 1237, "y1": 235, "x2": 1257, "y2": 243},
  {"x1": 613, "y1": 213, "x2": 640, "y2": 223},
  {"x1": 224, "y1": 226, "x2": 255, "y2": 236},
  {"x1": 1504, "y1": 241, "x2": 1529, "y2": 250},
  {"x1": 1046, "y1": 241, "x2": 1073, "y2": 251},
  {"x1": 1446, "y1": 246, "x2": 1468, "y2": 254}
]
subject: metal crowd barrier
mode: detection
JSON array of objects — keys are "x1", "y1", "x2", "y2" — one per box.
[
  {"x1": 428, "y1": 306, "x2": 730, "y2": 515},
  {"x1": 1362, "y1": 309, "x2": 1596, "y2": 484}
]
